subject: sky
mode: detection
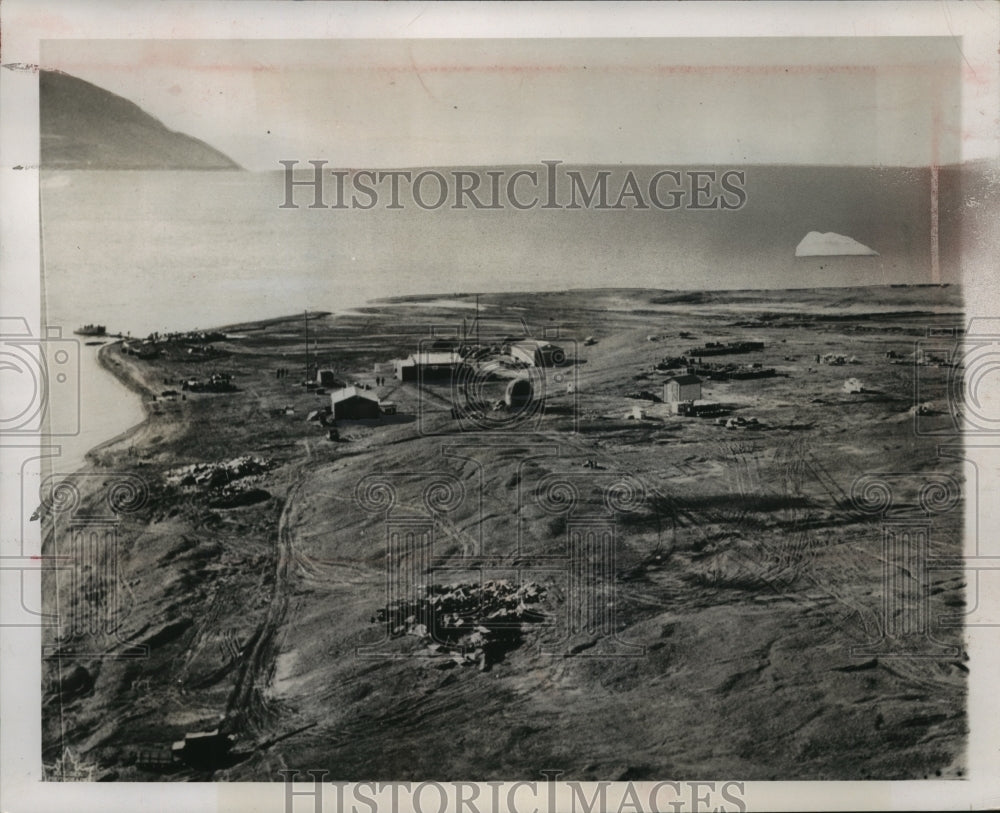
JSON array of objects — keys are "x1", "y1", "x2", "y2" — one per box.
[{"x1": 41, "y1": 37, "x2": 963, "y2": 171}]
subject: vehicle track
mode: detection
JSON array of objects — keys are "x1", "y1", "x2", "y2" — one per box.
[{"x1": 225, "y1": 473, "x2": 305, "y2": 736}]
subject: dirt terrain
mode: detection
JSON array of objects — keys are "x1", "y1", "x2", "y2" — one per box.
[{"x1": 41, "y1": 285, "x2": 966, "y2": 781}]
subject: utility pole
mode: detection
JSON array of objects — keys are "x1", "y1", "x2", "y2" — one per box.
[
  {"x1": 475, "y1": 294, "x2": 480, "y2": 346},
  {"x1": 304, "y1": 309, "x2": 310, "y2": 383}
]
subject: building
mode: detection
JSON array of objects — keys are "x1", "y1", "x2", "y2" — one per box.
[
  {"x1": 394, "y1": 351, "x2": 466, "y2": 381},
  {"x1": 170, "y1": 730, "x2": 234, "y2": 769},
  {"x1": 316, "y1": 369, "x2": 344, "y2": 388},
  {"x1": 393, "y1": 358, "x2": 413, "y2": 381},
  {"x1": 509, "y1": 340, "x2": 567, "y2": 367},
  {"x1": 663, "y1": 374, "x2": 703, "y2": 404},
  {"x1": 330, "y1": 386, "x2": 381, "y2": 420}
]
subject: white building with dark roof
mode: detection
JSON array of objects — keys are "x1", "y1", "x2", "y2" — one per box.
[
  {"x1": 330, "y1": 386, "x2": 381, "y2": 420},
  {"x1": 394, "y1": 351, "x2": 466, "y2": 381}
]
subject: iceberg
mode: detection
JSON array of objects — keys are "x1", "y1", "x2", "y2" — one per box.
[{"x1": 795, "y1": 231, "x2": 878, "y2": 257}]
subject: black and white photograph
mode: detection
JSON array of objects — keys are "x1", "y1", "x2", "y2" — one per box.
[{"x1": 1, "y1": 2, "x2": 999, "y2": 811}]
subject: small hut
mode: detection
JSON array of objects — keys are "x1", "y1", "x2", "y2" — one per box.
[{"x1": 663, "y1": 374, "x2": 703, "y2": 404}]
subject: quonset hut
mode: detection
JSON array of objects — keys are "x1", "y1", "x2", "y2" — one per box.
[
  {"x1": 394, "y1": 351, "x2": 467, "y2": 382},
  {"x1": 504, "y1": 377, "x2": 533, "y2": 409}
]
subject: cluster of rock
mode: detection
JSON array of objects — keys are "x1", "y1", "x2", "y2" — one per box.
[
  {"x1": 166, "y1": 456, "x2": 272, "y2": 489},
  {"x1": 373, "y1": 580, "x2": 547, "y2": 670}
]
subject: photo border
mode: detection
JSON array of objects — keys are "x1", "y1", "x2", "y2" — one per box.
[{"x1": 2, "y1": 2, "x2": 998, "y2": 811}]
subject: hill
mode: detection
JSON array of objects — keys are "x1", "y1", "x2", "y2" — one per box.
[{"x1": 40, "y1": 70, "x2": 240, "y2": 171}]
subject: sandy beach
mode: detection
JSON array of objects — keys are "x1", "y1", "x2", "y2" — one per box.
[{"x1": 86, "y1": 343, "x2": 167, "y2": 457}]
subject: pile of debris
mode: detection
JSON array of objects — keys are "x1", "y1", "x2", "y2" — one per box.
[
  {"x1": 166, "y1": 456, "x2": 273, "y2": 489},
  {"x1": 181, "y1": 373, "x2": 236, "y2": 393},
  {"x1": 180, "y1": 345, "x2": 226, "y2": 360},
  {"x1": 158, "y1": 329, "x2": 227, "y2": 344},
  {"x1": 817, "y1": 352, "x2": 861, "y2": 366},
  {"x1": 689, "y1": 361, "x2": 777, "y2": 381},
  {"x1": 305, "y1": 406, "x2": 332, "y2": 424},
  {"x1": 687, "y1": 340, "x2": 764, "y2": 357},
  {"x1": 914, "y1": 350, "x2": 955, "y2": 367},
  {"x1": 654, "y1": 356, "x2": 689, "y2": 371},
  {"x1": 655, "y1": 355, "x2": 777, "y2": 380},
  {"x1": 718, "y1": 415, "x2": 762, "y2": 430},
  {"x1": 624, "y1": 389, "x2": 662, "y2": 402},
  {"x1": 207, "y1": 485, "x2": 271, "y2": 509},
  {"x1": 373, "y1": 580, "x2": 547, "y2": 670},
  {"x1": 121, "y1": 340, "x2": 161, "y2": 360}
]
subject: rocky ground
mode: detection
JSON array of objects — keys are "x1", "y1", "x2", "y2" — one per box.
[{"x1": 41, "y1": 285, "x2": 966, "y2": 781}]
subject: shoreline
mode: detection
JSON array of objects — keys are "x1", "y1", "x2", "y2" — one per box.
[
  {"x1": 87, "y1": 341, "x2": 163, "y2": 463},
  {"x1": 85, "y1": 309, "x2": 335, "y2": 465},
  {"x1": 81, "y1": 285, "x2": 966, "y2": 466}
]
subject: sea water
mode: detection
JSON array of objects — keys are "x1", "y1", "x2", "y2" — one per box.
[{"x1": 38, "y1": 167, "x2": 937, "y2": 472}]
